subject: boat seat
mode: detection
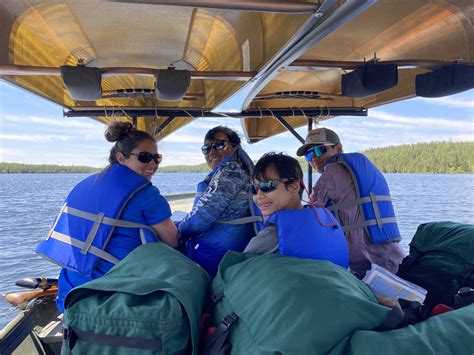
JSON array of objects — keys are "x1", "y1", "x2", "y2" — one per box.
[{"x1": 36, "y1": 314, "x2": 63, "y2": 352}]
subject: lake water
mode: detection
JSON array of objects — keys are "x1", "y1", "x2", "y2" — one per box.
[{"x1": 1, "y1": 172, "x2": 473, "y2": 328}]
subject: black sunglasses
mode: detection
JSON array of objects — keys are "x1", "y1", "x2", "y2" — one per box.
[
  {"x1": 201, "y1": 140, "x2": 229, "y2": 155},
  {"x1": 251, "y1": 179, "x2": 290, "y2": 195},
  {"x1": 129, "y1": 151, "x2": 163, "y2": 164}
]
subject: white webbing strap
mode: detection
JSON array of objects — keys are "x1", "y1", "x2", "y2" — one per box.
[
  {"x1": 370, "y1": 192, "x2": 383, "y2": 228},
  {"x1": 327, "y1": 195, "x2": 393, "y2": 212},
  {"x1": 46, "y1": 203, "x2": 67, "y2": 240},
  {"x1": 342, "y1": 217, "x2": 398, "y2": 232},
  {"x1": 81, "y1": 212, "x2": 105, "y2": 254},
  {"x1": 216, "y1": 216, "x2": 263, "y2": 225},
  {"x1": 49, "y1": 231, "x2": 120, "y2": 264},
  {"x1": 234, "y1": 193, "x2": 253, "y2": 200},
  {"x1": 63, "y1": 206, "x2": 154, "y2": 231}
]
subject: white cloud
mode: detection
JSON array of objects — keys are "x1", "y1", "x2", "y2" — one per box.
[
  {"x1": 369, "y1": 110, "x2": 473, "y2": 131},
  {"x1": 0, "y1": 134, "x2": 71, "y2": 142},
  {"x1": 0, "y1": 148, "x2": 27, "y2": 161},
  {"x1": 161, "y1": 133, "x2": 206, "y2": 143},
  {"x1": 417, "y1": 95, "x2": 474, "y2": 109},
  {"x1": 2, "y1": 114, "x2": 104, "y2": 129}
]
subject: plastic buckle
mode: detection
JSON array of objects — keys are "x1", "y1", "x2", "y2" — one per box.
[
  {"x1": 220, "y1": 312, "x2": 238, "y2": 332},
  {"x1": 454, "y1": 287, "x2": 474, "y2": 309},
  {"x1": 211, "y1": 291, "x2": 224, "y2": 303}
]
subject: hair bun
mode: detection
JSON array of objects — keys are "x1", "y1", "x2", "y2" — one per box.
[{"x1": 104, "y1": 121, "x2": 134, "y2": 142}]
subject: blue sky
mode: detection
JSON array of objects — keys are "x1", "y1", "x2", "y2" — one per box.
[{"x1": 0, "y1": 80, "x2": 472, "y2": 168}]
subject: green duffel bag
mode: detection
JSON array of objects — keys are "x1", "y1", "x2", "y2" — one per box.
[
  {"x1": 205, "y1": 252, "x2": 390, "y2": 355},
  {"x1": 397, "y1": 221, "x2": 474, "y2": 309},
  {"x1": 330, "y1": 304, "x2": 474, "y2": 355},
  {"x1": 62, "y1": 243, "x2": 210, "y2": 355}
]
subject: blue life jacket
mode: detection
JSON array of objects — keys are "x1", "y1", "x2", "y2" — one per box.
[
  {"x1": 265, "y1": 206, "x2": 348, "y2": 268},
  {"x1": 185, "y1": 149, "x2": 262, "y2": 276},
  {"x1": 325, "y1": 153, "x2": 401, "y2": 244},
  {"x1": 36, "y1": 164, "x2": 158, "y2": 277}
]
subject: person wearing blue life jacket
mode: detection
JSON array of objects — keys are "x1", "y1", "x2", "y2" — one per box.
[
  {"x1": 36, "y1": 122, "x2": 178, "y2": 312},
  {"x1": 244, "y1": 153, "x2": 349, "y2": 269},
  {"x1": 178, "y1": 126, "x2": 260, "y2": 277},
  {"x1": 296, "y1": 127, "x2": 405, "y2": 276}
]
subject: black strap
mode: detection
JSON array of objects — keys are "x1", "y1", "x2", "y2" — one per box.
[
  {"x1": 63, "y1": 326, "x2": 163, "y2": 352},
  {"x1": 211, "y1": 291, "x2": 225, "y2": 303},
  {"x1": 203, "y1": 312, "x2": 239, "y2": 355},
  {"x1": 454, "y1": 287, "x2": 474, "y2": 309},
  {"x1": 374, "y1": 299, "x2": 429, "y2": 331}
]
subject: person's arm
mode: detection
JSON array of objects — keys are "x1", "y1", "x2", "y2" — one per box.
[
  {"x1": 179, "y1": 162, "x2": 246, "y2": 238},
  {"x1": 140, "y1": 185, "x2": 178, "y2": 247},
  {"x1": 151, "y1": 219, "x2": 178, "y2": 248},
  {"x1": 311, "y1": 169, "x2": 337, "y2": 207},
  {"x1": 243, "y1": 225, "x2": 279, "y2": 255}
]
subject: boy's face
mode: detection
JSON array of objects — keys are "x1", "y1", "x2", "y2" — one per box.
[
  {"x1": 307, "y1": 144, "x2": 341, "y2": 173},
  {"x1": 253, "y1": 165, "x2": 300, "y2": 217}
]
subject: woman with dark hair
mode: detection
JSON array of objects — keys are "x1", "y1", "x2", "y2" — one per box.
[
  {"x1": 244, "y1": 152, "x2": 348, "y2": 268},
  {"x1": 36, "y1": 122, "x2": 178, "y2": 312},
  {"x1": 178, "y1": 126, "x2": 259, "y2": 276}
]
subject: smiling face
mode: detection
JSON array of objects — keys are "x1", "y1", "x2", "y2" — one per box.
[
  {"x1": 203, "y1": 131, "x2": 238, "y2": 170},
  {"x1": 253, "y1": 165, "x2": 302, "y2": 217},
  {"x1": 116, "y1": 139, "x2": 159, "y2": 180},
  {"x1": 308, "y1": 143, "x2": 342, "y2": 173}
]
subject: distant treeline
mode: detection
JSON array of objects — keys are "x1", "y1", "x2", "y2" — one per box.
[
  {"x1": 160, "y1": 141, "x2": 474, "y2": 174},
  {"x1": 160, "y1": 163, "x2": 209, "y2": 173},
  {"x1": 1, "y1": 141, "x2": 473, "y2": 174},
  {"x1": 364, "y1": 141, "x2": 473, "y2": 174},
  {"x1": 0, "y1": 162, "x2": 100, "y2": 174}
]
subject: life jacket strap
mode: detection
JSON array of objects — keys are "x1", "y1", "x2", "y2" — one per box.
[
  {"x1": 81, "y1": 212, "x2": 105, "y2": 255},
  {"x1": 327, "y1": 195, "x2": 393, "y2": 212},
  {"x1": 49, "y1": 231, "x2": 120, "y2": 264},
  {"x1": 216, "y1": 216, "x2": 263, "y2": 225},
  {"x1": 46, "y1": 203, "x2": 67, "y2": 240},
  {"x1": 63, "y1": 206, "x2": 157, "y2": 235},
  {"x1": 234, "y1": 193, "x2": 253, "y2": 200},
  {"x1": 342, "y1": 217, "x2": 398, "y2": 232}
]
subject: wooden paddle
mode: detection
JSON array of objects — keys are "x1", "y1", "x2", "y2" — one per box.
[{"x1": 5, "y1": 285, "x2": 58, "y2": 308}]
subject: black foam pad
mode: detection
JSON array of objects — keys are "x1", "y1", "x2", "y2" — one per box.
[
  {"x1": 416, "y1": 63, "x2": 474, "y2": 98},
  {"x1": 155, "y1": 68, "x2": 191, "y2": 102},
  {"x1": 61, "y1": 65, "x2": 102, "y2": 101},
  {"x1": 342, "y1": 63, "x2": 398, "y2": 98}
]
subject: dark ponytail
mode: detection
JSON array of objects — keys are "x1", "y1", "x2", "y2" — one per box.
[{"x1": 105, "y1": 122, "x2": 155, "y2": 164}]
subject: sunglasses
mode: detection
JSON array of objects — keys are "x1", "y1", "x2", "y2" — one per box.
[
  {"x1": 201, "y1": 141, "x2": 229, "y2": 155},
  {"x1": 251, "y1": 179, "x2": 290, "y2": 195},
  {"x1": 304, "y1": 145, "x2": 333, "y2": 162},
  {"x1": 130, "y1": 151, "x2": 163, "y2": 164}
]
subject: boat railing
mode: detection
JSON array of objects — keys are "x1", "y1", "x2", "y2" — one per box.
[{"x1": 165, "y1": 192, "x2": 195, "y2": 214}]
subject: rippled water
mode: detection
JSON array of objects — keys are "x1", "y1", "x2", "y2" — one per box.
[{"x1": 1, "y1": 172, "x2": 473, "y2": 328}]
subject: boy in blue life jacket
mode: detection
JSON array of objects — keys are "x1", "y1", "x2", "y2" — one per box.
[{"x1": 244, "y1": 153, "x2": 349, "y2": 268}]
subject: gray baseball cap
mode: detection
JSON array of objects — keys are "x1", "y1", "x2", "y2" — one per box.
[{"x1": 296, "y1": 128, "x2": 341, "y2": 156}]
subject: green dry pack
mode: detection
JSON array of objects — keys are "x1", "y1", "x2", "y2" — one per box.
[
  {"x1": 62, "y1": 243, "x2": 210, "y2": 355},
  {"x1": 397, "y1": 221, "x2": 474, "y2": 309},
  {"x1": 330, "y1": 304, "x2": 474, "y2": 355},
  {"x1": 206, "y1": 252, "x2": 390, "y2": 355}
]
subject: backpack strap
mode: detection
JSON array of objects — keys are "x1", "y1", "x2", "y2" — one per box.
[
  {"x1": 63, "y1": 326, "x2": 188, "y2": 355},
  {"x1": 202, "y1": 313, "x2": 239, "y2": 355},
  {"x1": 454, "y1": 287, "x2": 474, "y2": 309}
]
